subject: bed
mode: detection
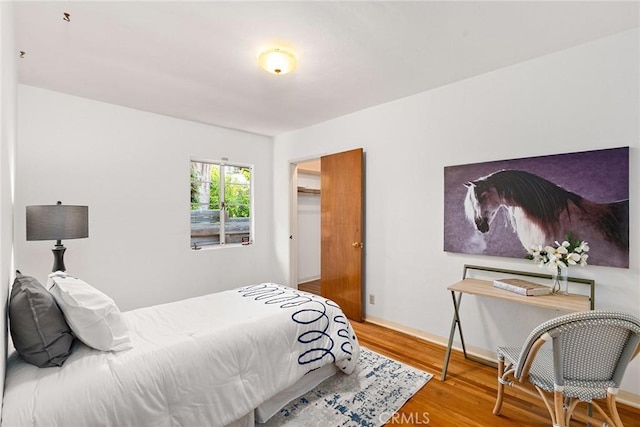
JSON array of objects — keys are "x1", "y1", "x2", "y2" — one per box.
[{"x1": 2, "y1": 280, "x2": 360, "y2": 427}]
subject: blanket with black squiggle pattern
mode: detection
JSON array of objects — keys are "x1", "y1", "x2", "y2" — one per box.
[
  {"x1": 2, "y1": 283, "x2": 359, "y2": 427},
  {"x1": 237, "y1": 283, "x2": 359, "y2": 375}
]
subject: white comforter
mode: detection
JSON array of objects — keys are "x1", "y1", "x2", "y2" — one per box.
[{"x1": 2, "y1": 284, "x2": 359, "y2": 427}]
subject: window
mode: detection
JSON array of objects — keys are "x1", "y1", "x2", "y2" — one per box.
[{"x1": 190, "y1": 159, "x2": 253, "y2": 249}]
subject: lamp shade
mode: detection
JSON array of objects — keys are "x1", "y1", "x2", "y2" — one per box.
[
  {"x1": 258, "y1": 48, "x2": 296, "y2": 75},
  {"x1": 26, "y1": 203, "x2": 88, "y2": 241}
]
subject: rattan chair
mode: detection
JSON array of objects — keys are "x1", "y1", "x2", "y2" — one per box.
[{"x1": 493, "y1": 311, "x2": 640, "y2": 427}]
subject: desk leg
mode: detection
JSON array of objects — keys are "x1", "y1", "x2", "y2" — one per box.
[{"x1": 441, "y1": 291, "x2": 467, "y2": 381}]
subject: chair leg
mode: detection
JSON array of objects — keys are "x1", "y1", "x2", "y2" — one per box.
[
  {"x1": 534, "y1": 386, "x2": 556, "y2": 423},
  {"x1": 564, "y1": 398, "x2": 579, "y2": 426},
  {"x1": 553, "y1": 390, "x2": 566, "y2": 427},
  {"x1": 606, "y1": 393, "x2": 623, "y2": 427},
  {"x1": 493, "y1": 357, "x2": 505, "y2": 415}
]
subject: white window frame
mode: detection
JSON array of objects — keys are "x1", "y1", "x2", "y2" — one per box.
[{"x1": 190, "y1": 158, "x2": 254, "y2": 250}]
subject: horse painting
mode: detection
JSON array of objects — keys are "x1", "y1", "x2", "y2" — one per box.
[{"x1": 464, "y1": 169, "x2": 629, "y2": 268}]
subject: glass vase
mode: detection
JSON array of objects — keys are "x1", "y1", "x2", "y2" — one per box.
[{"x1": 552, "y1": 266, "x2": 569, "y2": 295}]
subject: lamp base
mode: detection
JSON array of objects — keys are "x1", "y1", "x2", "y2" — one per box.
[{"x1": 51, "y1": 244, "x2": 66, "y2": 272}]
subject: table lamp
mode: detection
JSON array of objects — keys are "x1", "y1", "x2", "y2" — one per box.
[{"x1": 26, "y1": 201, "x2": 89, "y2": 272}]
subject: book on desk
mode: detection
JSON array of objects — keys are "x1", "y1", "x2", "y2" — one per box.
[{"x1": 493, "y1": 278, "x2": 552, "y2": 296}]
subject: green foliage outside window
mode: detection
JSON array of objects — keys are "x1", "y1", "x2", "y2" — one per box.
[
  {"x1": 190, "y1": 163, "x2": 250, "y2": 218},
  {"x1": 217, "y1": 166, "x2": 250, "y2": 218},
  {"x1": 208, "y1": 166, "x2": 220, "y2": 211},
  {"x1": 190, "y1": 165, "x2": 200, "y2": 210}
]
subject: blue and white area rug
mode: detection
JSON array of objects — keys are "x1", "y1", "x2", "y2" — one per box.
[{"x1": 262, "y1": 347, "x2": 433, "y2": 427}]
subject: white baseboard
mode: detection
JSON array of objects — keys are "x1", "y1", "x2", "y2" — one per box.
[{"x1": 363, "y1": 315, "x2": 640, "y2": 409}]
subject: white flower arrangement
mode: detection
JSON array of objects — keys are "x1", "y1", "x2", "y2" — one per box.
[{"x1": 525, "y1": 232, "x2": 590, "y2": 270}]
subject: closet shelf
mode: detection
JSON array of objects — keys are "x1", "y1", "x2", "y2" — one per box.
[{"x1": 297, "y1": 186, "x2": 321, "y2": 195}]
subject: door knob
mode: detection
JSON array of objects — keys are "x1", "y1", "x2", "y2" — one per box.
[{"x1": 352, "y1": 242, "x2": 364, "y2": 248}]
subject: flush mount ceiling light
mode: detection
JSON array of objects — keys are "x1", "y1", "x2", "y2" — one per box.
[{"x1": 258, "y1": 48, "x2": 296, "y2": 75}]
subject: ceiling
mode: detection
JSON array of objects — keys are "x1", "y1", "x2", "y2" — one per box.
[{"x1": 14, "y1": 1, "x2": 640, "y2": 137}]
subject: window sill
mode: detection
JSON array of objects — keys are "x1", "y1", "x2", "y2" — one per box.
[{"x1": 190, "y1": 242, "x2": 253, "y2": 251}]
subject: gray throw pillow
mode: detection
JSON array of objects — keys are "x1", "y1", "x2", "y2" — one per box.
[{"x1": 9, "y1": 271, "x2": 74, "y2": 367}]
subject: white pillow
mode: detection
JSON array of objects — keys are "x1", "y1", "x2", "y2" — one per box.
[{"x1": 47, "y1": 275, "x2": 132, "y2": 352}]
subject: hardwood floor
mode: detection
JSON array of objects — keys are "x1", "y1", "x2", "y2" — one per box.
[
  {"x1": 298, "y1": 279, "x2": 321, "y2": 295},
  {"x1": 352, "y1": 321, "x2": 640, "y2": 427}
]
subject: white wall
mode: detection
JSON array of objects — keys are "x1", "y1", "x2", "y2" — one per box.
[
  {"x1": 15, "y1": 86, "x2": 282, "y2": 311},
  {"x1": 0, "y1": 0, "x2": 17, "y2": 409},
  {"x1": 274, "y1": 29, "x2": 640, "y2": 396}
]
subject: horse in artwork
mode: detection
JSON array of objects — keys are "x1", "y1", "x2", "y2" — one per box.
[{"x1": 464, "y1": 169, "x2": 629, "y2": 268}]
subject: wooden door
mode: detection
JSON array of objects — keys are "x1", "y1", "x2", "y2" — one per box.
[{"x1": 321, "y1": 148, "x2": 364, "y2": 321}]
